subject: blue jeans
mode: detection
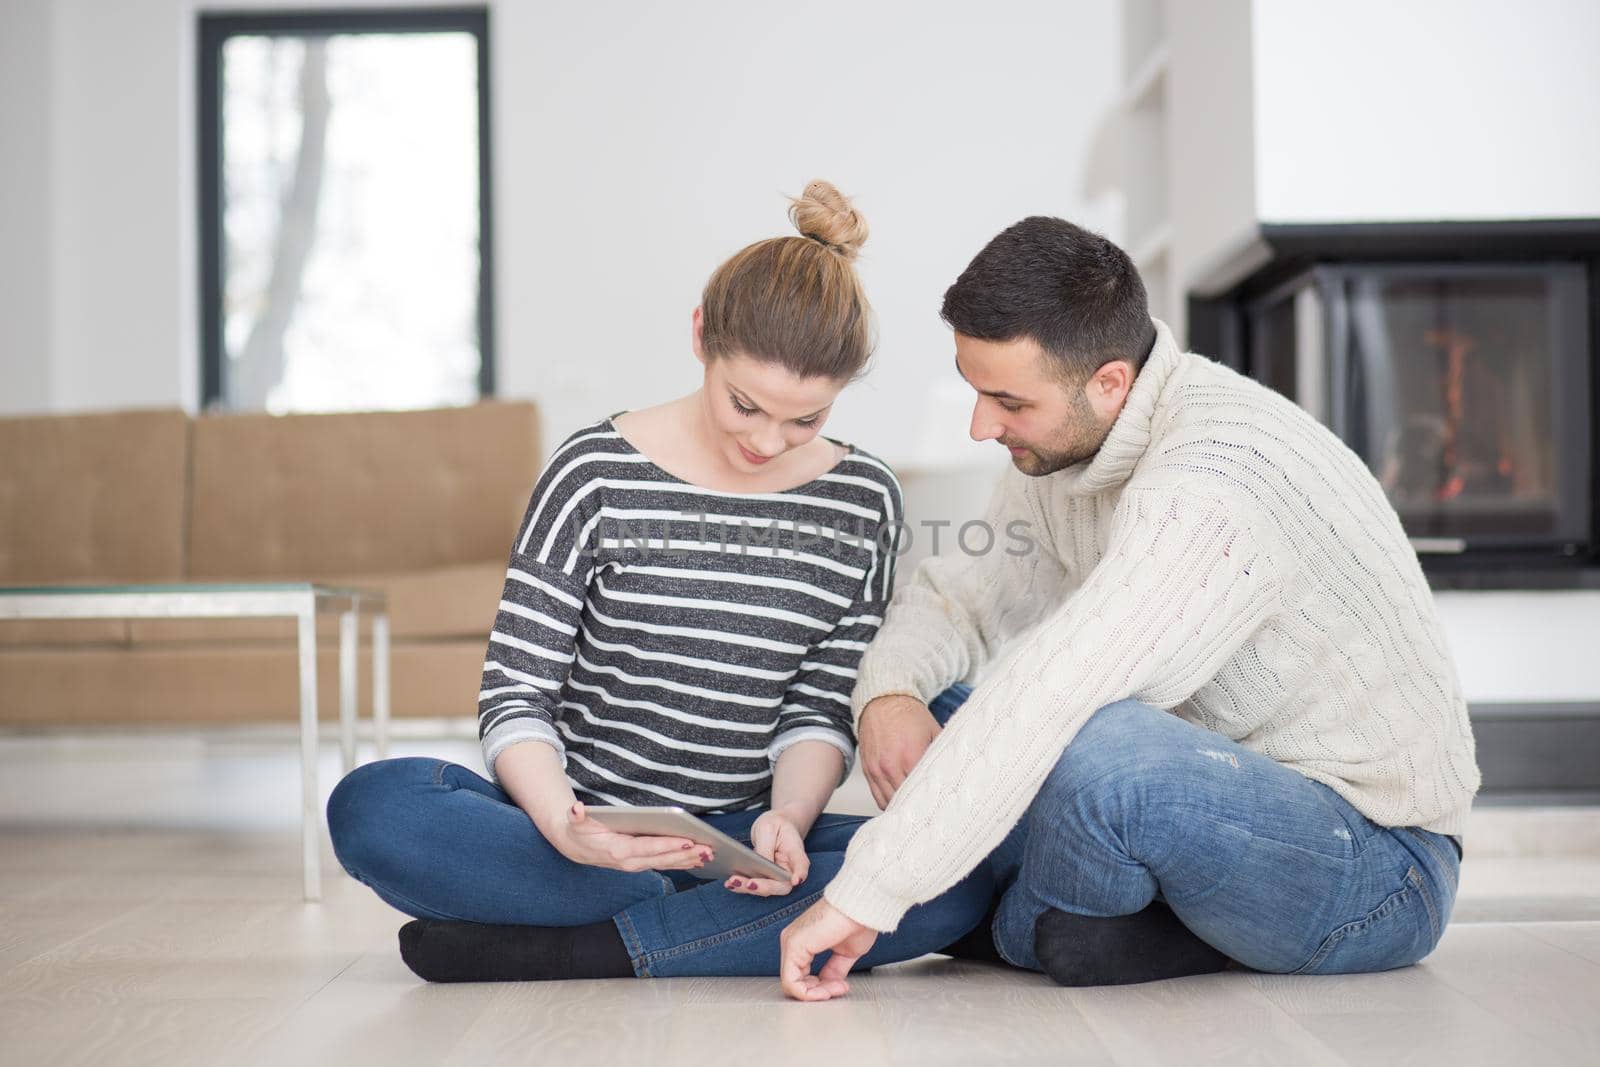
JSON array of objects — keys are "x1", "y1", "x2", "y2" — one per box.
[
  {"x1": 326, "y1": 756, "x2": 993, "y2": 978},
  {"x1": 929, "y1": 685, "x2": 1462, "y2": 975}
]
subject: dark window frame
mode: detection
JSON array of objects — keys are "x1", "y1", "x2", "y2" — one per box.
[{"x1": 197, "y1": 7, "x2": 495, "y2": 409}]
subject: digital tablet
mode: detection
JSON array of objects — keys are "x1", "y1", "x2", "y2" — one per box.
[{"x1": 585, "y1": 806, "x2": 792, "y2": 885}]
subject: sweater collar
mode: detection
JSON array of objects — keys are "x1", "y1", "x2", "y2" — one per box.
[{"x1": 1051, "y1": 317, "x2": 1183, "y2": 497}]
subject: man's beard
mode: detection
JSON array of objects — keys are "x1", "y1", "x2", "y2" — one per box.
[{"x1": 1004, "y1": 391, "x2": 1111, "y2": 477}]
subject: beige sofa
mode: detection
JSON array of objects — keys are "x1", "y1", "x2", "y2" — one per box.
[{"x1": 0, "y1": 403, "x2": 541, "y2": 727}]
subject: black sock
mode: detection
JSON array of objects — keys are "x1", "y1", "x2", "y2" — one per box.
[
  {"x1": 397, "y1": 918, "x2": 635, "y2": 983},
  {"x1": 1032, "y1": 902, "x2": 1229, "y2": 986},
  {"x1": 935, "y1": 894, "x2": 1013, "y2": 967}
]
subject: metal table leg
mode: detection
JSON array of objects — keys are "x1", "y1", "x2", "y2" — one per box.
[
  {"x1": 298, "y1": 602, "x2": 321, "y2": 902},
  {"x1": 339, "y1": 607, "x2": 358, "y2": 775},
  {"x1": 373, "y1": 612, "x2": 391, "y2": 760}
]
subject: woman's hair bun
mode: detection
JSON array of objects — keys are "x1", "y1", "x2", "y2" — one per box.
[{"x1": 788, "y1": 180, "x2": 868, "y2": 260}]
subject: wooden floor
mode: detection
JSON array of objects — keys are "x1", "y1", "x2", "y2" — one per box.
[{"x1": 2, "y1": 733, "x2": 1598, "y2": 1066}]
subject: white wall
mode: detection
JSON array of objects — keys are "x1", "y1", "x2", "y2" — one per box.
[
  {"x1": 0, "y1": 0, "x2": 55, "y2": 411},
  {"x1": 494, "y1": 1, "x2": 1121, "y2": 467},
  {"x1": 1161, "y1": 0, "x2": 1600, "y2": 303},
  {"x1": 55, "y1": 0, "x2": 194, "y2": 411},
  {"x1": 1435, "y1": 593, "x2": 1600, "y2": 704},
  {"x1": 1164, "y1": 0, "x2": 1257, "y2": 327},
  {"x1": 0, "y1": 0, "x2": 193, "y2": 415},
  {"x1": 0, "y1": 0, "x2": 1124, "y2": 474},
  {"x1": 1251, "y1": 0, "x2": 1600, "y2": 224}
]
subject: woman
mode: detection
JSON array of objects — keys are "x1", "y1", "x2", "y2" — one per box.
[{"x1": 327, "y1": 180, "x2": 992, "y2": 982}]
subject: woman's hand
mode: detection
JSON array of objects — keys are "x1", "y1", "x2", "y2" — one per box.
[
  {"x1": 497, "y1": 744, "x2": 706, "y2": 874},
  {"x1": 727, "y1": 810, "x2": 809, "y2": 896},
  {"x1": 549, "y1": 801, "x2": 714, "y2": 874}
]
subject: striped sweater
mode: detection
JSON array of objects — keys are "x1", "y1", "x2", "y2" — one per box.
[{"x1": 478, "y1": 417, "x2": 903, "y2": 813}]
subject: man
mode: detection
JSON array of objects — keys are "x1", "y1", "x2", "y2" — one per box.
[{"x1": 777, "y1": 217, "x2": 1479, "y2": 1001}]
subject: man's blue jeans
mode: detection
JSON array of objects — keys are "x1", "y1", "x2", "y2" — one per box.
[
  {"x1": 929, "y1": 685, "x2": 1462, "y2": 975},
  {"x1": 326, "y1": 757, "x2": 993, "y2": 978}
]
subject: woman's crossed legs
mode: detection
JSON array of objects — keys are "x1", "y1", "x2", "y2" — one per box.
[{"x1": 327, "y1": 757, "x2": 993, "y2": 979}]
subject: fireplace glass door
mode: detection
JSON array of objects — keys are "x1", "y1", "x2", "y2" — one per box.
[{"x1": 1248, "y1": 263, "x2": 1591, "y2": 554}]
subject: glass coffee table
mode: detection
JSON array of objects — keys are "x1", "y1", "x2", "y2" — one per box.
[{"x1": 0, "y1": 582, "x2": 390, "y2": 901}]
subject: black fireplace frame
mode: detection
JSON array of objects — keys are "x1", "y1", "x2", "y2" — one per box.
[{"x1": 1189, "y1": 219, "x2": 1600, "y2": 589}]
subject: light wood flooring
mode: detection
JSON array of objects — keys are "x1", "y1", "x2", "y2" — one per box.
[{"x1": 2, "y1": 731, "x2": 1597, "y2": 1066}]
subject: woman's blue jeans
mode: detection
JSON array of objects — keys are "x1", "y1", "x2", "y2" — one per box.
[
  {"x1": 926, "y1": 685, "x2": 1463, "y2": 975},
  {"x1": 326, "y1": 755, "x2": 993, "y2": 978}
]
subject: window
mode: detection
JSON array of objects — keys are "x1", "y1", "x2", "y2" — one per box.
[{"x1": 198, "y1": 8, "x2": 493, "y2": 413}]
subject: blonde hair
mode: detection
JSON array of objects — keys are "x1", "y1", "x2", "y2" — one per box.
[{"x1": 699, "y1": 180, "x2": 874, "y2": 381}]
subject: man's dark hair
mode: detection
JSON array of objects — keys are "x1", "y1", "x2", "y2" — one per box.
[{"x1": 940, "y1": 216, "x2": 1156, "y2": 381}]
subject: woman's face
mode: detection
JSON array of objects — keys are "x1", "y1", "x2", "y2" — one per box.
[{"x1": 693, "y1": 310, "x2": 846, "y2": 472}]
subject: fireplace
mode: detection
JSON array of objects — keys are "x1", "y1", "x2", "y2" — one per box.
[{"x1": 1190, "y1": 221, "x2": 1600, "y2": 586}]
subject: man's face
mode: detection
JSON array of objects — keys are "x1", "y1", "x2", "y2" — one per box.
[{"x1": 953, "y1": 333, "x2": 1126, "y2": 477}]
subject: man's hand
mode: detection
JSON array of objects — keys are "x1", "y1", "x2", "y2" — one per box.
[
  {"x1": 779, "y1": 897, "x2": 880, "y2": 1001},
  {"x1": 858, "y1": 695, "x2": 942, "y2": 809}
]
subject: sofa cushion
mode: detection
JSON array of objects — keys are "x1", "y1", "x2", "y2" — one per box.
[
  {"x1": 0, "y1": 640, "x2": 485, "y2": 725},
  {"x1": 0, "y1": 620, "x2": 130, "y2": 647},
  {"x1": 125, "y1": 561, "x2": 506, "y2": 644},
  {"x1": 0, "y1": 408, "x2": 188, "y2": 583},
  {"x1": 188, "y1": 401, "x2": 539, "y2": 580}
]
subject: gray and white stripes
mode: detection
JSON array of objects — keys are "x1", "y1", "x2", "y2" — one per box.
[{"x1": 479, "y1": 418, "x2": 903, "y2": 813}]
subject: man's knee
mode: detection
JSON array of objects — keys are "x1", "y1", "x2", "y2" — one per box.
[
  {"x1": 1031, "y1": 701, "x2": 1197, "y2": 825},
  {"x1": 1072, "y1": 699, "x2": 1172, "y2": 751},
  {"x1": 1044, "y1": 700, "x2": 1173, "y2": 785}
]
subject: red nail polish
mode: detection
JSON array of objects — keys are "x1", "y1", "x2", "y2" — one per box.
[{"x1": 729, "y1": 879, "x2": 742, "y2": 887}]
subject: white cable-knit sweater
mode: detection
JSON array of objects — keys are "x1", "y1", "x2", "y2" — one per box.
[{"x1": 824, "y1": 319, "x2": 1481, "y2": 933}]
